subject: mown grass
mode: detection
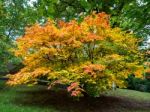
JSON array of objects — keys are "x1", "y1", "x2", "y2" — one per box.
[
  {"x1": 0, "y1": 81, "x2": 58, "y2": 112},
  {"x1": 0, "y1": 80, "x2": 150, "y2": 112},
  {"x1": 107, "y1": 88, "x2": 150, "y2": 102}
]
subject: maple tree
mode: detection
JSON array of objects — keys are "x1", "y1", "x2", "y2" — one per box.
[
  {"x1": 7, "y1": 12, "x2": 144, "y2": 97},
  {"x1": 1, "y1": 0, "x2": 149, "y2": 74}
]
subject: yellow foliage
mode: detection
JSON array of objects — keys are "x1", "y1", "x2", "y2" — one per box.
[{"x1": 7, "y1": 12, "x2": 144, "y2": 97}]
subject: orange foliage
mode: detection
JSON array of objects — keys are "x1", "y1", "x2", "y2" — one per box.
[{"x1": 7, "y1": 12, "x2": 144, "y2": 97}]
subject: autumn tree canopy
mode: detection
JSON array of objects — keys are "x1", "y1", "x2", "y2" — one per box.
[
  {"x1": 7, "y1": 12, "x2": 144, "y2": 97},
  {"x1": 1, "y1": 0, "x2": 149, "y2": 73}
]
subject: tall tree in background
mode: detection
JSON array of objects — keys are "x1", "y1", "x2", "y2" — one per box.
[
  {"x1": 1, "y1": 0, "x2": 150, "y2": 38},
  {"x1": 35, "y1": 0, "x2": 150, "y2": 37},
  {"x1": 0, "y1": 0, "x2": 37, "y2": 73}
]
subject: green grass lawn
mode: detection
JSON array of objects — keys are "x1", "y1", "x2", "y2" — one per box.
[{"x1": 0, "y1": 80, "x2": 150, "y2": 112}]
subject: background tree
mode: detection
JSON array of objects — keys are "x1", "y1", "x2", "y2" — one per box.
[
  {"x1": 35, "y1": 0, "x2": 150, "y2": 37},
  {"x1": 1, "y1": 0, "x2": 150, "y2": 38},
  {"x1": 0, "y1": 0, "x2": 37, "y2": 73}
]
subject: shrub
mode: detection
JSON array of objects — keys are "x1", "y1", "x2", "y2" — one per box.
[{"x1": 127, "y1": 75, "x2": 150, "y2": 92}]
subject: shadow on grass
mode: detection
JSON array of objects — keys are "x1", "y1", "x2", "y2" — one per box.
[{"x1": 12, "y1": 87, "x2": 150, "y2": 112}]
